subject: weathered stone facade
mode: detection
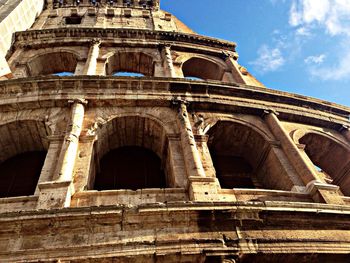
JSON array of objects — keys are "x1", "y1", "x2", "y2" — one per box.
[{"x1": 0, "y1": 0, "x2": 350, "y2": 262}]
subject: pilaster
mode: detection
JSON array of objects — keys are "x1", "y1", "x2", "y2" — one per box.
[
  {"x1": 174, "y1": 99, "x2": 206, "y2": 178},
  {"x1": 37, "y1": 99, "x2": 87, "y2": 209},
  {"x1": 161, "y1": 44, "x2": 176, "y2": 78},
  {"x1": 222, "y1": 51, "x2": 245, "y2": 84},
  {"x1": 73, "y1": 135, "x2": 97, "y2": 192},
  {"x1": 174, "y1": 99, "x2": 222, "y2": 201},
  {"x1": 83, "y1": 39, "x2": 101, "y2": 75},
  {"x1": 34, "y1": 135, "x2": 63, "y2": 195}
]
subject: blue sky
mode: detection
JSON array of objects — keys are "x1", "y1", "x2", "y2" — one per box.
[{"x1": 162, "y1": 0, "x2": 350, "y2": 107}]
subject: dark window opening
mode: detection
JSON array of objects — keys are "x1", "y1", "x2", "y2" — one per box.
[
  {"x1": 0, "y1": 151, "x2": 47, "y2": 198},
  {"x1": 207, "y1": 121, "x2": 296, "y2": 191},
  {"x1": 65, "y1": 16, "x2": 82, "y2": 25},
  {"x1": 94, "y1": 146, "x2": 166, "y2": 191},
  {"x1": 211, "y1": 154, "x2": 255, "y2": 188}
]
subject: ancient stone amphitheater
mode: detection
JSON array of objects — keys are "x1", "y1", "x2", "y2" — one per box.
[{"x1": 0, "y1": 0, "x2": 350, "y2": 262}]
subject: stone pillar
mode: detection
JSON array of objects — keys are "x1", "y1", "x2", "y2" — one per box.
[
  {"x1": 83, "y1": 39, "x2": 101, "y2": 75},
  {"x1": 56, "y1": 99, "x2": 87, "y2": 182},
  {"x1": 223, "y1": 51, "x2": 245, "y2": 84},
  {"x1": 167, "y1": 134, "x2": 188, "y2": 188},
  {"x1": 174, "y1": 99, "x2": 221, "y2": 201},
  {"x1": 72, "y1": 135, "x2": 97, "y2": 192},
  {"x1": 264, "y1": 110, "x2": 344, "y2": 204},
  {"x1": 161, "y1": 45, "x2": 176, "y2": 78},
  {"x1": 37, "y1": 99, "x2": 87, "y2": 209},
  {"x1": 34, "y1": 135, "x2": 63, "y2": 195},
  {"x1": 195, "y1": 134, "x2": 216, "y2": 178},
  {"x1": 175, "y1": 99, "x2": 206, "y2": 178}
]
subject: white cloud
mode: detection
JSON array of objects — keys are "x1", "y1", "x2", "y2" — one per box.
[
  {"x1": 295, "y1": 26, "x2": 311, "y2": 36},
  {"x1": 289, "y1": 0, "x2": 350, "y2": 80},
  {"x1": 310, "y1": 45, "x2": 350, "y2": 80},
  {"x1": 289, "y1": 0, "x2": 350, "y2": 36},
  {"x1": 304, "y1": 54, "x2": 326, "y2": 64},
  {"x1": 250, "y1": 45, "x2": 285, "y2": 73}
]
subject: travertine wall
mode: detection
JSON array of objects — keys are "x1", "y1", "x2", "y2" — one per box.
[{"x1": 0, "y1": 1, "x2": 350, "y2": 262}]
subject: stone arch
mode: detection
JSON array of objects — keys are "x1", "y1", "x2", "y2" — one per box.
[
  {"x1": 91, "y1": 114, "x2": 174, "y2": 191},
  {"x1": 206, "y1": 119, "x2": 295, "y2": 190},
  {"x1": 291, "y1": 128, "x2": 349, "y2": 149},
  {"x1": 0, "y1": 120, "x2": 49, "y2": 198},
  {"x1": 105, "y1": 51, "x2": 155, "y2": 76},
  {"x1": 295, "y1": 130, "x2": 350, "y2": 195},
  {"x1": 181, "y1": 55, "x2": 227, "y2": 81},
  {"x1": 203, "y1": 116, "x2": 273, "y2": 141},
  {"x1": 26, "y1": 51, "x2": 80, "y2": 76}
]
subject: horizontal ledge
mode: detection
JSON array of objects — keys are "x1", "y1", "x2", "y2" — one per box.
[
  {"x1": 75, "y1": 188, "x2": 187, "y2": 197},
  {"x1": 14, "y1": 28, "x2": 237, "y2": 49},
  {"x1": 0, "y1": 195, "x2": 38, "y2": 203},
  {"x1": 0, "y1": 76, "x2": 348, "y2": 118},
  {"x1": 38, "y1": 180, "x2": 71, "y2": 189}
]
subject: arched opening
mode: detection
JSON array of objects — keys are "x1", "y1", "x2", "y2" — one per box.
[
  {"x1": 106, "y1": 52, "x2": 154, "y2": 76},
  {"x1": 184, "y1": 76, "x2": 204, "y2": 81},
  {"x1": 182, "y1": 57, "x2": 225, "y2": 81},
  {"x1": 0, "y1": 151, "x2": 47, "y2": 198},
  {"x1": 92, "y1": 116, "x2": 170, "y2": 191},
  {"x1": 94, "y1": 146, "x2": 165, "y2": 190},
  {"x1": 300, "y1": 133, "x2": 350, "y2": 195},
  {"x1": 207, "y1": 121, "x2": 294, "y2": 190},
  {"x1": 0, "y1": 120, "x2": 49, "y2": 198},
  {"x1": 113, "y1": 71, "x2": 145, "y2": 77},
  {"x1": 27, "y1": 52, "x2": 78, "y2": 77},
  {"x1": 52, "y1": 72, "x2": 74, "y2": 77}
]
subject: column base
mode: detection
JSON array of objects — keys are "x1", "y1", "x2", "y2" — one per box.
[
  {"x1": 37, "y1": 181, "x2": 72, "y2": 209},
  {"x1": 188, "y1": 176, "x2": 222, "y2": 202},
  {"x1": 306, "y1": 181, "x2": 344, "y2": 205}
]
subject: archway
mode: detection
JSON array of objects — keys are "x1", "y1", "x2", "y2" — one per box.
[
  {"x1": 182, "y1": 57, "x2": 225, "y2": 81},
  {"x1": 0, "y1": 120, "x2": 49, "y2": 197},
  {"x1": 207, "y1": 121, "x2": 294, "y2": 190},
  {"x1": 94, "y1": 146, "x2": 165, "y2": 190},
  {"x1": 106, "y1": 52, "x2": 154, "y2": 76},
  {"x1": 299, "y1": 132, "x2": 350, "y2": 195},
  {"x1": 92, "y1": 116, "x2": 170, "y2": 190},
  {"x1": 27, "y1": 52, "x2": 78, "y2": 76}
]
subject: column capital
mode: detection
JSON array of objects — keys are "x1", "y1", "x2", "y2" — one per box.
[
  {"x1": 221, "y1": 50, "x2": 239, "y2": 61},
  {"x1": 262, "y1": 109, "x2": 279, "y2": 118},
  {"x1": 91, "y1": 38, "x2": 101, "y2": 46},
  {"x1": 172, "y1": 97, "x2": 189, "y2": 106},
  {"x1": 68, "y1": 98, "x2": 88, "y2": 106}
]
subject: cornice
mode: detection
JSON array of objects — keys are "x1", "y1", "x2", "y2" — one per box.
[
  {"x1": 0, "y1": 76, "x2": 348, "y2": 128},
  {"x1": 13, "y1": 27, "x2": 237, "y2": 50}
]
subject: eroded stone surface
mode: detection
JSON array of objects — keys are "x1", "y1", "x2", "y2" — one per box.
[{"x1": 0, "y1": 0, "x2": 349, "y2": 262}]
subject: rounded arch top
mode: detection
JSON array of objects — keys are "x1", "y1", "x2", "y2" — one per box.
[
  {"x1": 203, "y1": 117, "x2": 274, "y2": 142},
  {"x1": 291, "y1": 128, "x2": 350, "y2": 150},
  {"x1": 180, "y1": 55, "x2": 227, "y2": 81},
  {"x1": 26, "y1": 50, "x2": 81, "y2": 76},
  {"x1": 105, "y1": 51, "x2": 156, "y2": 76},
  {"x1": 94, "y1": 113, "x2": 173, "y2": 160}
]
